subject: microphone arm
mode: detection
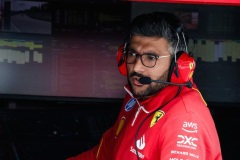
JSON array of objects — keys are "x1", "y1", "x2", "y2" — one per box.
[{"x1": 139, "y1": 77, "x2": 193, "y2": 88}]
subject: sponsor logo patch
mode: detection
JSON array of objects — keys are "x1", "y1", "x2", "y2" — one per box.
[
  {"x1": 177, "y1": 135, "x2": 198, "y2": 150},
  {"x1": 125, "y1": 98, "x2": 136, "y2": 111},
  {"x1": 150, "y1": 110, "x2": 165, "y2": 128},
  {"x1": 115, "y1": 117, "x2": 125, "y2": 138},
  {"x1": 182, "y1": 121, "x2": 198, "y2": 133}
]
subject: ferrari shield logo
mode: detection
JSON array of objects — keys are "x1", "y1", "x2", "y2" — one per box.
[{"x1": 150, "y1": 110, "x2": 165, "y2": 128}]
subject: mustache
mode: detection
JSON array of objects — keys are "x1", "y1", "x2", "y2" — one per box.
[{"x1": 129, "y1": 72, "x2": 144, "y2": 78}]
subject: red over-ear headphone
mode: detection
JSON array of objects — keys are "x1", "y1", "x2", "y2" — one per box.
[
  {"x1": 116, "y1": 43, "x2": 128, "y2": 76},
  {"x1": 116, "y1": 43, "x2": 196, "y2": 84},
  {"x1": 168, "y1": 51, "x2": 195, "y2": 84}
]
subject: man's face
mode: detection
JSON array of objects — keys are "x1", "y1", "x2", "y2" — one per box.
[{"x1": 126, "y1": 35, "x2": 172, "y2": 98}]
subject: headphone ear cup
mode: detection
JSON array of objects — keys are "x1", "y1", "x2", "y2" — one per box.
[
  {"x1": 169, "y1": 51, "x2": 196, "y2": 84},
  {"x1": 116, "y1": 44, "x2": 127, "y2": 76}
]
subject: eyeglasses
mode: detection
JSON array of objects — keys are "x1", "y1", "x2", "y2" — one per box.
[{"x1": 126, "y1": 50, "x2": 171, "y2": 68}]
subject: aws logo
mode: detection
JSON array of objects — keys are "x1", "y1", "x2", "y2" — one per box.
[{"x1": 182, "y1": 121, "x2": 198, "y2": 133}]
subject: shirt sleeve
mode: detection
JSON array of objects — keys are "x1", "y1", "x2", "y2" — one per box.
[
  {"x1": 66, "y1": 145, "x2": 99, "y2": 160},
  {"x1": 66, "y1": 126, "x2": 116, "y2": 160},
  {"x1": 158, "y1": 111, "x2": 221, "y2": 160}
]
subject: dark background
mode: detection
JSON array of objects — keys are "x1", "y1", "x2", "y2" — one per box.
[{"x1": 0, "y1": 0, "x2": 239, "y2": 160}]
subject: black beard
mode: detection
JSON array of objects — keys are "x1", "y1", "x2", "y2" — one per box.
[{"x1": 127, "y1": 71, "x2": 168, "y2": 99}]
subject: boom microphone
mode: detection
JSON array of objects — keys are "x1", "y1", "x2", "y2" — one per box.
[{"x1": 139, "y1": 77, "x2": 193, "y2": 88}]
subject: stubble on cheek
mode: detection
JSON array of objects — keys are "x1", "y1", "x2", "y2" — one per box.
[
  {"x1": 128, "y1": 78, "x2": 166, "y2": 98},
  {"x1": 127, "y1": 69, "x2": 169, "y2": 98}
]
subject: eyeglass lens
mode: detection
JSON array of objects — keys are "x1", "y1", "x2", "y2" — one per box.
[{"x1": 126, "y1": 51, "x2": 157, "y2": 67}]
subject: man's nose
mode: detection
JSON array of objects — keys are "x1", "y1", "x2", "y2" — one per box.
[{"x1": 133, "y1": 55, "x2": 145, "y2": 73}]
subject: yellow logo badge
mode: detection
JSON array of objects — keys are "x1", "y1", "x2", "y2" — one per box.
[
  {"x1": 150, "y1": 110, "x2": 165, "y2": 128},
  {"x1": 115, "y1": 117, "x2": 125, "y2": 138}
]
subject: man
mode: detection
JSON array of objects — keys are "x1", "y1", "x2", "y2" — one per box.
[{"x1": 67, "y1": 12, "x2": 222, "y2": 160}]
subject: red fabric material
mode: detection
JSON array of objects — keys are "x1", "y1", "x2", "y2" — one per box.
[{"x1": 67, "y1": 84, "x2": 222, "y2": 160}]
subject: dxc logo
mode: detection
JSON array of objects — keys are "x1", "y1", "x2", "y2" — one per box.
[{"x1": 177, "y1": 135, "x2": 198, "y2": 147}]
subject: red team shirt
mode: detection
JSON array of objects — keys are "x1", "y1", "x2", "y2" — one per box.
[{"x1": 67, "y1": 83, "x2": 222, "y2": 160}]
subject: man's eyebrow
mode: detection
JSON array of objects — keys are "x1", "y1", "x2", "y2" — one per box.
[
  {"x1": 128, "y1": 47, "x2": 158, "y2": 55},
  {"x1": 142, "y1": 51, "x2": 158, "y2": 56}
]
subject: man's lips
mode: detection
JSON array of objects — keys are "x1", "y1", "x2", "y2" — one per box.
[{"x1": 131, "y1": 76, "x2": 143, "y2": 86}]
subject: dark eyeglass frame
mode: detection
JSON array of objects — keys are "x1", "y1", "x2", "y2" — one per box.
[{"x1": 125, "y1": 50, "x2": 171, "y2": 68}]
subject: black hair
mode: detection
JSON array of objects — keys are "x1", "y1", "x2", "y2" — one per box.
[{"x1": 129, "y1": 12, "x2": 187, "y2": 54}]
